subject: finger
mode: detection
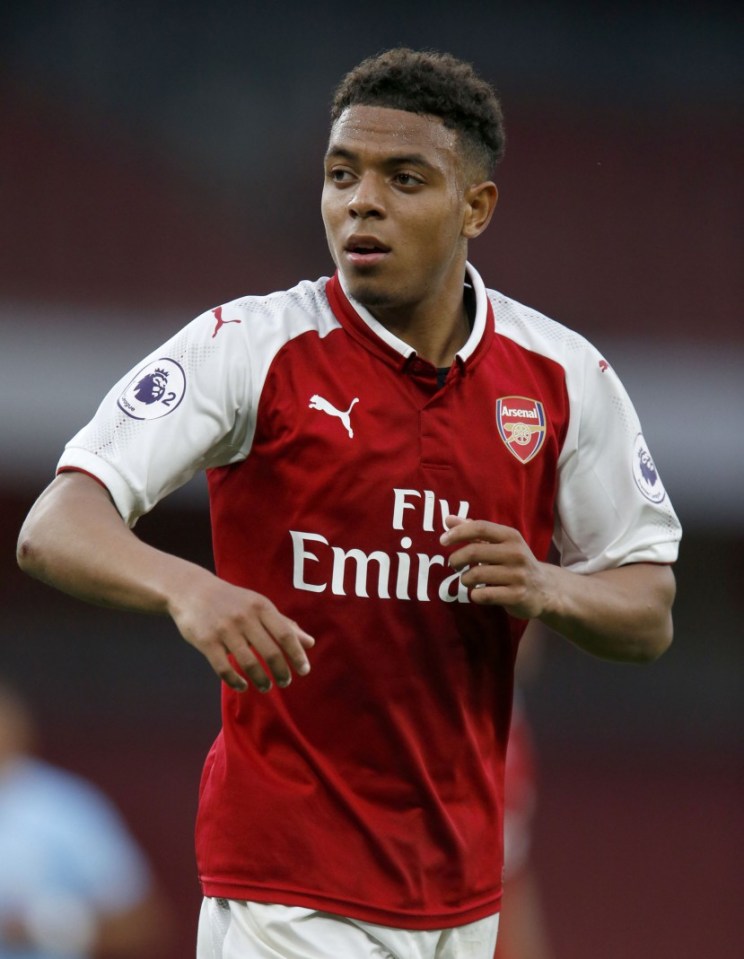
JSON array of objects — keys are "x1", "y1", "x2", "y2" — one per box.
[
  {"x1": 222, "y1": 668, "x2": 250, "y2": 692},
  {"x1": 440, "y1": 518, "x2": 511, "y2": 548},
  {"x1": 225, "y1": 629, "x2": 282, "y2": 692},
  {"x1": 242, "y1": 659, "x2": 275, "y2": 693},
  {"x1": 459, "y1": 561, "x2": 521, "y2": 591},
  {"x1": 447, "y1": 541, "x2": 514, "y2": 573},
  {"x1": 205, "y1": 645, "x2": 249, "y2": 692},
  {"x1": 443, "y1": 514, "x2": 468, "y2": 531},
  {"x1": 296, "y1": 627, "x2": 316, "y2": 651},
  {"x1": 260, "y1": 610, "x2": 314, "y2": 678},
  {"x1": 468, "y1": 584, "x2": 528, "y2": 612},
  {"x1": 459, "y1": 565, "x2": 537, "y2": 617}
]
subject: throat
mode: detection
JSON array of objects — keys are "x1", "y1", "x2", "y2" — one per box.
[
  {"x1": 357, "y1": 279, "x2": 476, "y2": 368},
  {"x1": 387, "y1": 305, "x2": 472, "y2": 368}
]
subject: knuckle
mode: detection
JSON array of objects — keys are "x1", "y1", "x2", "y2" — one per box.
[
  {"x1": 249, "y1": 592, "x2": 275, "y2": 616},
  {"x1": 275, "y1": 625, "x2": 300, "y2": 651},
  {"x1": 233, "y1": 647, "x2": 258, "y2": 672}
]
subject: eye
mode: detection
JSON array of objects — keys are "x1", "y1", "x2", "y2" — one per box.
[
  {"x1": 327, "y1": 167, "x2": 354, "y2": 184},
  {"x1": 393, "y1": 171, "x2": 424, "y2": 188}
]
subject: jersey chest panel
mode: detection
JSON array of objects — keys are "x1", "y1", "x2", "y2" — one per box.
[{"x1": 208, "y1": 324, "x2": 569, "y2": 609}]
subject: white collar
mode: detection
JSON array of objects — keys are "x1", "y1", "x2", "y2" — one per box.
[{"x1": 339, "y1": 261, "x2": 489, "y2": 362}]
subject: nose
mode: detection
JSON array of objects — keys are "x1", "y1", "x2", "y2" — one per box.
[{"x1": 347, "y1": 172, "x2": 384, "y2": 218}]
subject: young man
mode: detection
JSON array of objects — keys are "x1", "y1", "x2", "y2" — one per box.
[{"x1": 17, "y1": 49, "x2": 681, "y2": 959}]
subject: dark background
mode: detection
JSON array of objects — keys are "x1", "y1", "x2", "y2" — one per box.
[{"x1": 1, "y1": 3, "x2": 742, "y2": 957}]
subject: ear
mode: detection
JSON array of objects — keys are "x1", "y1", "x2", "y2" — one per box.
[{"x1": 462, "y1": 181, "x2": 498, "y2": 239}]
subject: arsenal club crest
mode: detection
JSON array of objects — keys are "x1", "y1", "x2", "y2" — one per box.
[{"x1": 496, "y1": 396, "x2": 546, "y2": 464}]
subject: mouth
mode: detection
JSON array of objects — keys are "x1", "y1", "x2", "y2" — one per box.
[{"x1": 343, "y1": 236, "x2": 391, "y2": 267}]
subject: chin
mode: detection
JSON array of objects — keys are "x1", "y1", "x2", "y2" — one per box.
[
  {"x1": 344, "y1": 277, "x2": 395, "y2": 310},
  {"x1": 353, "y1": 288, "x2": 396, "y2": 311}
]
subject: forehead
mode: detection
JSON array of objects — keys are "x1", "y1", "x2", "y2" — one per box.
[{"x1": 327, "y1": 105, "x2": 460, "y2": 165}]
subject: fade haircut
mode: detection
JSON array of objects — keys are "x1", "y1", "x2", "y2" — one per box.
[{"x1": 330, "y1": 48, "x2": 506, "y2": 179}]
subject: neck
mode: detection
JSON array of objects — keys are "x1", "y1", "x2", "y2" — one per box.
[
  {"x1": 366, "y1": 262, "x2": 472, "y2": 367},
  {"x1": 380, "y1": 300, "x2": 470, "y2": 368}
]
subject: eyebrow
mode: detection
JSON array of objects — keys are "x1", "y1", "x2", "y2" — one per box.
[{"x1": 324, "y1": 146, "x2": 438, "y2": 172}]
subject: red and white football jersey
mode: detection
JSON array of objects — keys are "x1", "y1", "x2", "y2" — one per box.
[{"x1": 58, "y1": 263, "x2": 681, "y2": 929}]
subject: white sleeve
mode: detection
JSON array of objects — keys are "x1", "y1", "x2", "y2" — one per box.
[
  {"x1": 57, "y1": 305, "x2": 252, "y2": 526},
  {"x1": 554, "y1": 341, "x2": 681, "y2": 573}
]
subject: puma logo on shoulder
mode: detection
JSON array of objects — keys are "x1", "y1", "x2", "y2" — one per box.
[
  {"x1": 309, "y1": 394, "x2": 359, "y2": 438},
  {"x1": 211, "y1": 306, "x2": 241, "y2": 338}
]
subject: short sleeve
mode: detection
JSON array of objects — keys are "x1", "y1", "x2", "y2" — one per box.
[
  {"x1": 554, "y1": 342, "x2": 681, "y2": 573},
  {"x1": 57, "y1": 304, "x2": 252, "y2": 526}
]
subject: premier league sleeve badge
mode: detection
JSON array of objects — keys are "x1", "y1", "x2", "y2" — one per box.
[
  {"x1": 117, "y1": 358, "x2": 186, "y2": 420},
  {"x1": 631, "y1": 433, "x2": 667, "y2": 503}
]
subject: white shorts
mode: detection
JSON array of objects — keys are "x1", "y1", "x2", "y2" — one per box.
[{"x1": 197, "y1": 898, "x2": 500, "y2": 959}]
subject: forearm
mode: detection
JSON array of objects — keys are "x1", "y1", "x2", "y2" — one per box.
[
  {"x1": 18, "y1": 472, "x2": 315, "y2": 693},
  {"x1": 16, "y1": 472, "x2": 209, "y2": 615},
  {"x1": 537, "y1": 561, "x2": 676, "y2": 663},
  {"x1": 441, "y1": 517, "x2": 676, "y2": 664}
]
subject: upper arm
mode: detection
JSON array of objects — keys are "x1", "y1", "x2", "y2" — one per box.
[
  {"x1": 56, "y1": 308, "x2": 251, "y2": 525},
  {"x1": 554, "y1": 345, "x2": 682, "y2": 573},
  {"x1": 17, "y1": 471, "x2": 125, "y2": 576}
]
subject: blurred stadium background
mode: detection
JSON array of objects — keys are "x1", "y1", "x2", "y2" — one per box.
[{"x1": 1, "y1": 2, "x2": 741, "y2": 956}]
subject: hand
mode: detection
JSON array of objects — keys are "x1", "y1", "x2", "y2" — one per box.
[
  {"x1": 439, "y1": 516, "x2": 552, "y2": 619},
  {"x1": 168, "y1": 572, "x2": 315, "y2": 693}
]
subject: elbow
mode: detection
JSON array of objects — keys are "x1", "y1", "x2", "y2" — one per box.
[
  {"x1": 653, "y1": 617, "x2": 674, "y2": 661},
  {"x1": 16, "y1": 500, "x2": 59, "y2": 584},
  {"x1": 635, "y1": 566, "x2": 676, "y2": 663},
  {"x1": 16, "y1": 521, "x2": 45, "y2": 580},
  {"x1": 637, "y1": 632, "x2": 672, "y2": 664},
  {"x1": 598, "y1": 607, "x2": 674, "y2": 665},
  {"x1": 630, "y1": 613, "x2": 674, "y2": 664},
  {"x1": 17, "y1": 475, "x2": 72, "y2": 582}
]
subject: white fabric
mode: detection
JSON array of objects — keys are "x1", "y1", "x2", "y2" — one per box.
[{"x1": 197, "y1": 898, "x2": 499, "y2": 959}]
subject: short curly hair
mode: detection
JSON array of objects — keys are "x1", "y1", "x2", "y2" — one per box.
[{"x1": 330, "y1": 48, "x2": 505, "y2": 178}]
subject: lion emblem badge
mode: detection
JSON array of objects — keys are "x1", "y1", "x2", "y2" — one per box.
[
  {"x1": 117, "y1": 357, "x2": 186, "y2": 421},
  {"x1": 632, "y1": 433, "x2": 666, "y2": 503}
]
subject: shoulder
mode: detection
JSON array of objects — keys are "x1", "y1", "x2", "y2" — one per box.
[
  {"x1": 486, "y1": 288, "x2": 600, "y2": 370},
  {"x1": 202, "y1": 276, "x2": 337, "y2": 341},
  {"x1": 148, "y1": 276, "x2": 337, "y2": 399}
]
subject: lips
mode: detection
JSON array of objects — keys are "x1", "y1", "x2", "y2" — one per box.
[
  {"x1": 345, "y1": 233, "x2": 390, "y2": 252},
  {"x1": 344, "y1": 235, "x2": 390, "y2": 268},
  {"x1": 343, "y1": 235, "x2": 391, "y2": 267}
]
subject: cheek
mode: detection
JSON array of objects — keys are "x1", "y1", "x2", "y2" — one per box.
[
  {"x1": 320, "y1": 190, "x2": 340, "y2": 233},
  {"x1": 324, "y1": 230, "x2": 339, "y2": 265},
  {"x1": 409, "y1": 215, "x2": 460, "y2": 260},
  {"x1": 408, "y1": 198, "x2": 463, "y2": 241}
]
